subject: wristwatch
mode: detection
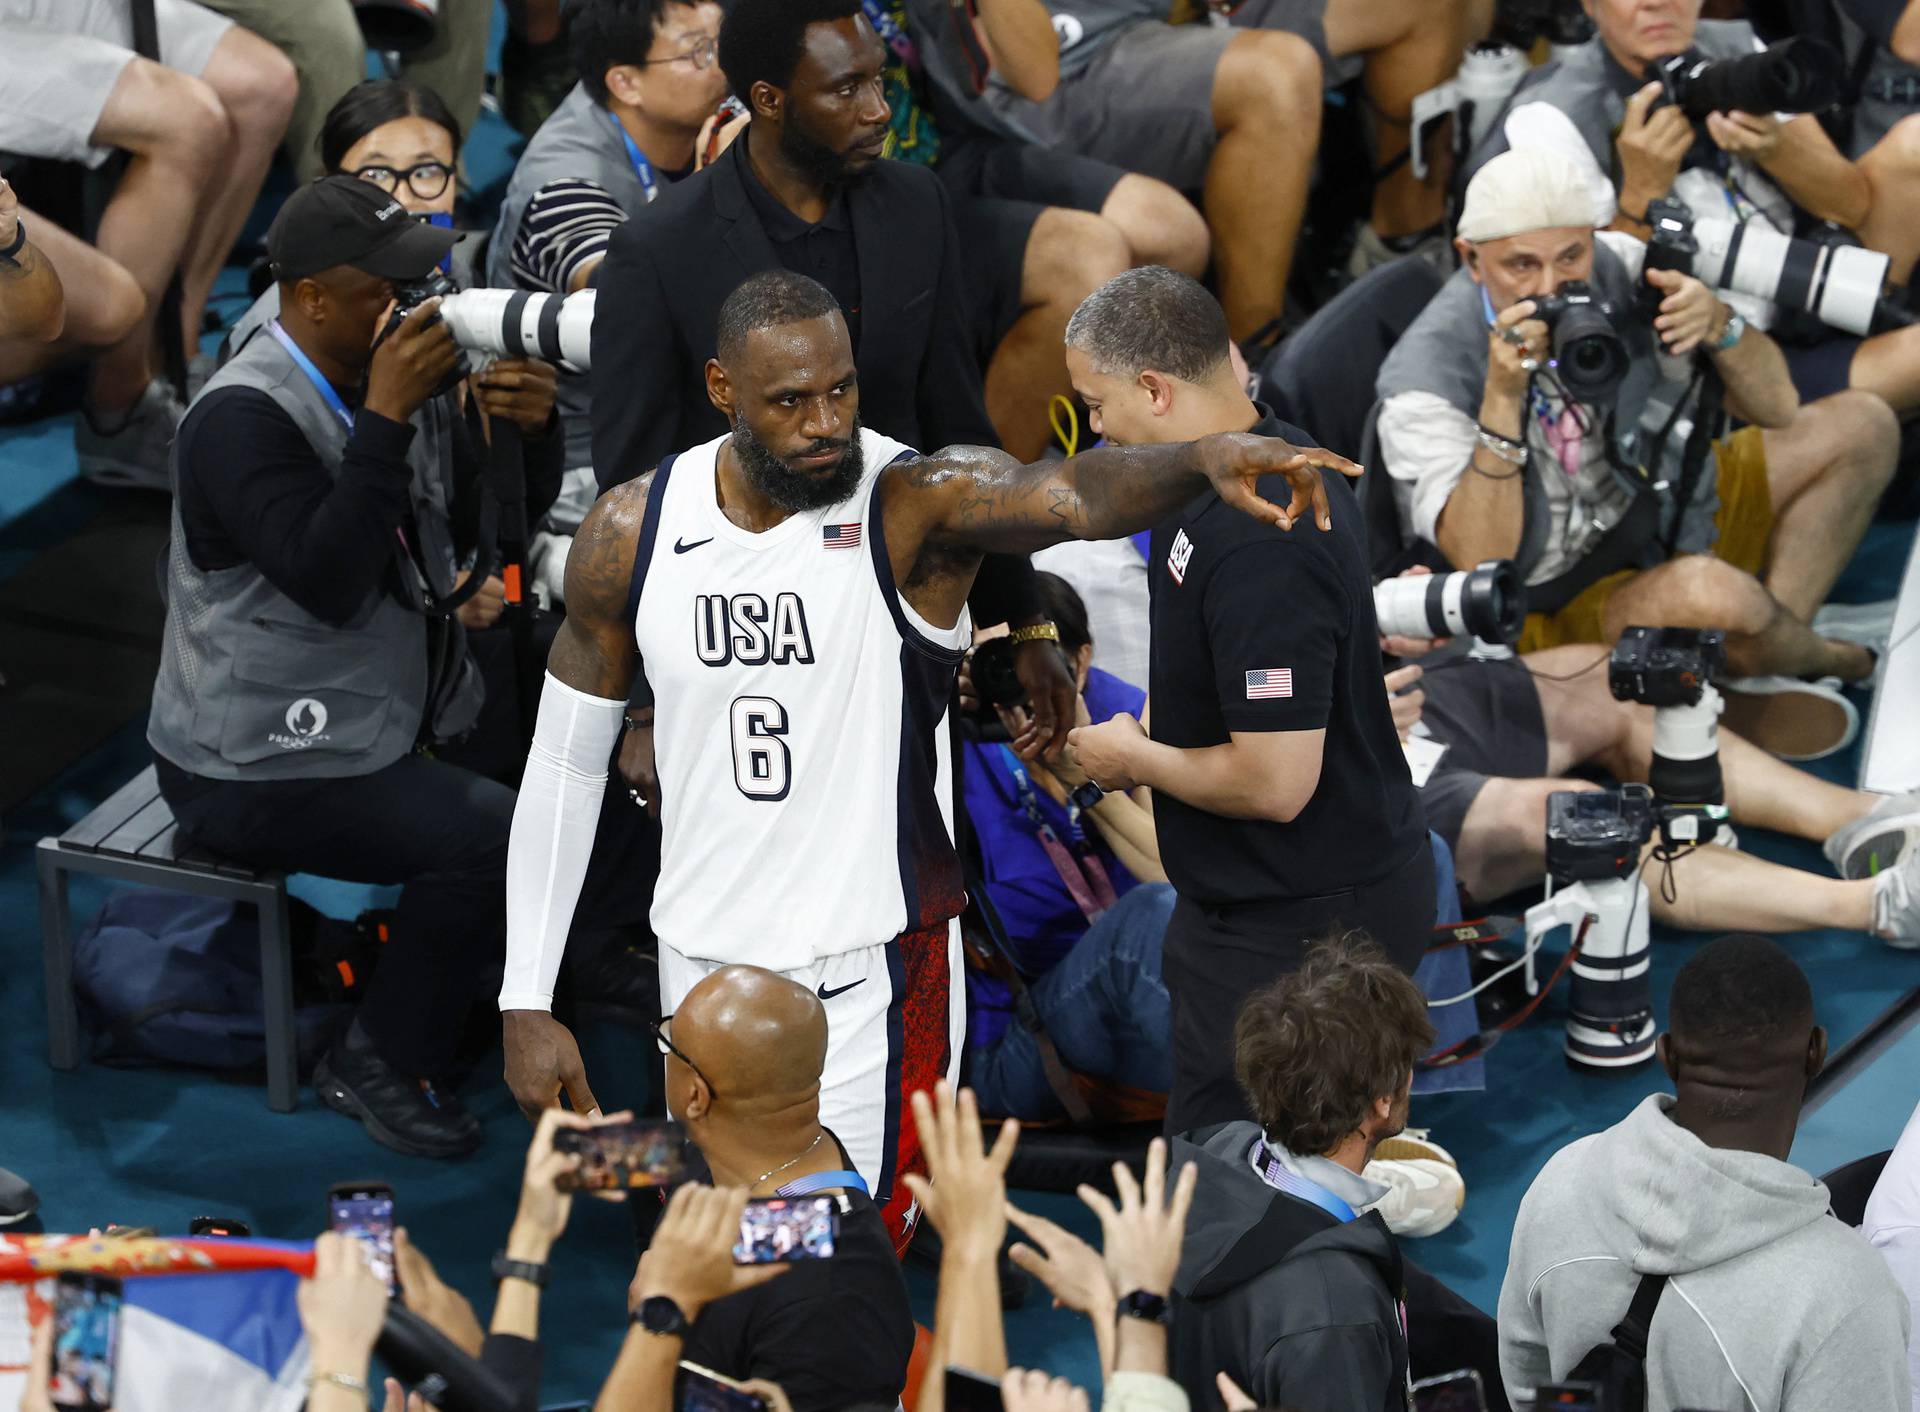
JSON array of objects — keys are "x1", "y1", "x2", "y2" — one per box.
[
  {"x1": 1068, "y1": 780, "x2": 1106, "y2": 813},
  {"x1": 491, "y1": 1251, "x2": 551, "y2": 1288},
  {"x1": 634, "y1": 1294, "x2": 692, "y2": 1338},
  {"x1": 1005, "y1": 621, "x2": 1061, "y2": 647},
  {"x1": 1712, "y1": 310, "x2": 1746, "y2": 352},
  {"x1": 1116, "y1": 1290, "x2": 1171, "y2": 1325},
  {"x1": 0, "y1": 217, "x2": 25, "y2": 265}
]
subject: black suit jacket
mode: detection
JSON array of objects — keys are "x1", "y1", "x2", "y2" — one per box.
[{"x1": 590, "y1": 134, "x2": 996, "y2": 491}]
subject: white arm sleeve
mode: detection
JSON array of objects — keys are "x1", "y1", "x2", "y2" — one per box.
[{"x1": 499, "y1": 671, "x2": 627, "y2": 1012}]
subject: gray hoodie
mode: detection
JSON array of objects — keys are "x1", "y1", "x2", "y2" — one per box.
[{"x1": 1499, "y1": 1094, "x2": 1911, "y2": 1412}]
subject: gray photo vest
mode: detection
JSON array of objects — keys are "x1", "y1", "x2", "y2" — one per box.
[
  {"x1": 149, "y1": 327, "x2": 482, "y2": 781},
  {"x1": 1375, "y1": 241, "x2": 1719, "y2": 595},
  {"x1": 489, "y1": 83, "x2": 658, "y2": 480}
]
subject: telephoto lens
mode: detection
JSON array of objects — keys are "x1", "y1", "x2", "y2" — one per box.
[
  {"x1": 436, "y1": 288, "x2": 598, "y2": 370},
  {"x1": 1372, "y1": 560, "x2": 1526, "y2": 645},
  {"x1": 1655, "y1": 36, "x2": 1844, "y2": 118},
  {"x1": 1531, "y1": 282, "x2": 1630, "y2": 402}
]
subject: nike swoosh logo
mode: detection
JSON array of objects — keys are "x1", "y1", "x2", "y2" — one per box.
[
  {"x1": 816, "y1": 979, "x2": 866, "y2": 1001},
  {"x1": 673, "y1": 536, "x2": 714, "y2": 554}
]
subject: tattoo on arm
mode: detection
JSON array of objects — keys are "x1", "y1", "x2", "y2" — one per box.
[{"x1": 547, "y1": 474, "x2": 648, "y2": 698}]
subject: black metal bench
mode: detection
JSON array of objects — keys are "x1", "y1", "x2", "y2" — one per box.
[{"x1": 37, "y1": 765, "x2": 297, "y2": 1111}]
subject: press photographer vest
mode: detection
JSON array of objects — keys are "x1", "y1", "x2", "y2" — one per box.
[
  {"x1": 148, "y1": 327, "x2": 482, "y2": 781},
  {"x1": 1374, "y1": 241, "x2": 1718, "y2": 602},
  {"x1": 489, "y1": 82, "x2": 655, "y2": 476}
]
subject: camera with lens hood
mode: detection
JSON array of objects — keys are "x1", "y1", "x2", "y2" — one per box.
[
  {"x1": 1373, "y1": 560, "x2": 1526, "y2": 646},
  {"x1": 1530, "y1": 282, "x2": 1630, "y2": 402},
  {"x1": 1653, "y1": 37, "x2": 1844, "y2": 120}
]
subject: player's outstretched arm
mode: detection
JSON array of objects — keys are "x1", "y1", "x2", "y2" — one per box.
[
  {"x1": 500, "y1": 476, "x2": 650, "y2": 1123},
  {"x1": 900, "y1": 433, "x2": 1361, "y2": 555}
]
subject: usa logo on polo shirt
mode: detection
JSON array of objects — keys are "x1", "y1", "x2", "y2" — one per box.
[{"x1": 1167, "y1": 528, "x2": 1195, "y2": 585}]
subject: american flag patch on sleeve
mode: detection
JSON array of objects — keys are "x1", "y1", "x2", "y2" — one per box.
[
  {"x1": 822, "y1": 522, "x2": 862, "y2": 550},
  {"x1": 1245, "y1": 669, "x2": 1293, "y2": 699}
]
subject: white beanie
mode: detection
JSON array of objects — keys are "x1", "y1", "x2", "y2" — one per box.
[{"x1": 1457, "y1": 145, "x2": 1600, "y2": 244}]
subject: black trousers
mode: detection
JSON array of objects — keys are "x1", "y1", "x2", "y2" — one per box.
[{"x1": 1161, "y1": 839, "x2": 1435, "y2": 1136}]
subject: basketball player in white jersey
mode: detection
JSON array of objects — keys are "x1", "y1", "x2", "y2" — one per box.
[{"x1": 500, "y1": 270, "x2": 1356, "y2": 1245}]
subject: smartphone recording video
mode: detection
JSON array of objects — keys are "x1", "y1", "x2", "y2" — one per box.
[
  {"x1": 49, "y1": 1274, "x2": 121, "y2": 1412},
  {"x1": 326, "y1": 1182, "x2": 397, "y2": 1295},
  {"x1": 680, "y1": 1362, "x2": 768, "y2": 1412},
  {"x1": 553, "y1": 1120, "x2": 691, "y2": 1191},
  {"x1": 734, "y1": 1196, "x2": 838, "y2": 1265},
  {"x1": 1412, "y1": 1368, "x2": 1488, "y2": 1412}
]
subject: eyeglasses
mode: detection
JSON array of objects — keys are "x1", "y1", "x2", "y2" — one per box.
[
  {"x1": 650, "y1": 1014, "x2": 717, "y2": 1095},
  {"x1": 349, "y1": 160, "x2": 453, "y2": 201},
  {"x1": 641, "y1": 33, "x2": 719, "y2": 69}
]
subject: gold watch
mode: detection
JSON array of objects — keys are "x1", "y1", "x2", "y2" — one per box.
[{"x1": 1005, "y1": 622, "x2": 1061, "y2": 646}]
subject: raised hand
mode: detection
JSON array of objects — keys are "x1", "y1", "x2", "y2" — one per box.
[
  {"x1": 902, "y1": 1081, "x2": 1021, "y2": 1262},
  {"x1": 1196, "y1": 432, "x2": 1362, "y2": 533},
  {"x1": 1000, "y1": 1369, "x2": 1091, "y2": 1412},
  {"x1": 1005, "y1": 1203, "x2": 1119, "y2": 1378},
  {"x1": 298, "y1": 1232, "x2": 390, "y2": 1378},
  {"x1": 1077, "y1": 1138, "x2": 1199, "y2": 1300},
  {"x1": 629, "y1": 1184, "x2": 790, "y2": 1318}
]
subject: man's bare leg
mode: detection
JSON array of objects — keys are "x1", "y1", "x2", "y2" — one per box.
[
  {"x1": 85, "y1": 58, "x2": 225, "y2": 415},
  {"x1": 1599, "y1": 556, "x2": 1871, "y2": 682},
  {"x1": 1647, "y1": 842, "x2": 1874, "y2": 933},
  {"x1": 1099, "y1": 174, "x2": 1210, "y2": 278},
  {"x1": 1855, "y1": 113, "x2": 1920, "y2": 286},
  {"x1": 987, "y1": 208, "x2": 1131, "y2": 460},
  {"x1": 0, "y1": 208, "x2": 145, "y2": 384},
  {"x1": 1845, "y1": 323, "x2": 1920, "y2": 417},
  {"x1": 178, "y1": 27, "x2": 296, "y2": 351},
  {"x1": 1756, "y1": 390, "x2": 1899, "y2": 622},
  {"x1": 1321, "y1": 0, "x2": 1490, "y2": 237},
  {"x1": 1205, "y1": 29, "x2": 1323, "y2": 340},
  {"x1": 1451, "y1": 776, "x2": 1600, "y2": 902}
]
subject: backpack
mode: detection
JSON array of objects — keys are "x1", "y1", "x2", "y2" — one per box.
[
  {"x1": 72, "y1": 888, "x2": 372, "y2": 1073},
  {"x1": 1560, "y1": 1272, "x2": 1669, "y2": 1412}
]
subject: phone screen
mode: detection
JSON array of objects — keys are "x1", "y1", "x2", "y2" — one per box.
[
  {"x1": 49, "y1": 1275, "x2": 121, "y2": 1412},
  {"x1": 944, "y1": 1368, "x2": 1005, "y2": 1412},
  {"x1": 1411, "y1": 1368, "x2": 1487, "y2": 1412},
  {"x1": 680, "y1": 1363, "x2": 767, "y2": 1412},
  {"x1": 553, "y1": 1121, "x2": 691, "y2": 1191},
  {"x1": 328, "y1": 1187, "x2": 397, "y2": 1294},
  {"x1": 1533, "y1": 1383, "x2": 1600, "y2": 1411},
  {"x1": 734, "y1": 1197, "x2": 838, "y2": 1264}
]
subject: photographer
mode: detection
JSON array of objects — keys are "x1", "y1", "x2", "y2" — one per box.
[
  {"x1": 1472, "y1": 0, "x2": 1920, "y2": 418},
  {"x1": 147, "y1": 176, "x2": 562, "y2": 1160},
  {"x1": 963, "y1": 573, "x2": 1176, "y2": 1123},
  {"x1": 1377, "y1": 147, "x2": 1895, "y2": 758}
]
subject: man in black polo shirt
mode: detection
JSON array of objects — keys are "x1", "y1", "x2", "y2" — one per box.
[{"x1": 1066, "y1": 267, "x2": 1432, "y2": 1136}]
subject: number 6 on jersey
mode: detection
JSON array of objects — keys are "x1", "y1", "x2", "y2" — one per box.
[{"x1": 730, "y1": 696, "x2": 791, "y2": 800}]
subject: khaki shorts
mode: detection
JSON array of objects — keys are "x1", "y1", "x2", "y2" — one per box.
[
  {"x1": 1516, "y1": 423, "x2": 1775, "y2": 653},
  {"x1": 0, "y1": 0, "x2": 231, "y2": 169}
]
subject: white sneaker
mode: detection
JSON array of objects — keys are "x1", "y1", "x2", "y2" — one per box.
[
  {"x1": 1824, "y1": 790, "x2": 1920, "y2": 880},
  {"x1": 1813, "y1": 599, "x2": 1898, "y2": 659},
  {"x1": 1365, "y1": 1129, "x2": 1465, "y2": 1238},
  {"x1": 75, "y1": 378, "x2": 185, "y2": 492},
  {"x1": 1720, "y1": 676, "x2": 1860, "y2": 762},
  {"x1": 1870, "y1": 847, "x2": 1920, "y2": 949}
]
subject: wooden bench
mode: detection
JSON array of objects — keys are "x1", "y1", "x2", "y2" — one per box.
[{"x1": 37, "y1": 765, "x2": 297, "y2": 1111}]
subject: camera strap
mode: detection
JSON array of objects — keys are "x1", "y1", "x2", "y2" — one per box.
[
  {"x1": 995, "y1": 745, "x2": 1119, "y2": 922},
  {"x1": 267, "y1": 320, "x2": 353, "y2": 432},
  {"x1": 1660, "y1": 362, "x2": 1725, "y2": 558}
]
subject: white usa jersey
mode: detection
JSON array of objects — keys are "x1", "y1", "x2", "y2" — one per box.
[{"x1": 632, "y1": 428, "x2": 971, "y2": 968}]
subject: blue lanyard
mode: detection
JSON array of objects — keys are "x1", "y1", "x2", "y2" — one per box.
[
  {"x1": 776, "y1": 1169, "x2": 869, "y2": 1197},
  {"x1": 996, "y1": 744, "x2": 1086, "y2": 844},
  {"x1": 268, "y1": 319, "x2": 354, "y2": 432},
  {"x1": 1251, "y1": 1138, "x2": 1358, "y2": 1223},
  {"x1": 605, "y1": 109, "x2": 659, "y2": 203},
  {"x1": 860, "y1": 0, "x2": 920, "y2": 70}
]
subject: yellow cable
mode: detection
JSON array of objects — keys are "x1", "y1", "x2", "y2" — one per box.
[{"x1": 1049, "y1": 394, "x2": 1079, "y2": 458}]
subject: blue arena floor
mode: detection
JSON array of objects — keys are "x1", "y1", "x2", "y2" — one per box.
[{"x1": 2, "y1": 46, "x2": 1917, "y2": 1402}]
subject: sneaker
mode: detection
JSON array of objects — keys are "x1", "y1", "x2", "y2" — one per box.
[
  {"x1": 1719, "y1": 676, "x2": 1860, "y2": 761},
  {"x1": 1824, "y1": 790, "x2": 1920, "y2": 879},
  {"x1": 1870, "y1": 847, "x2": 1920, "y2": 948},
  {"x1": 1347, "y1": 221, "x2": 1452, "y2": 281},
  {"x1": 0, "y1": 1168, "x2": 39, "y2": 1226},
  {"x1": 1813, "y1": 599, "x2": 1898, "y2": 660},
  {"x1": 312, "y1": 1019, "x2": 483, "y2": 1158},
  {"x1": 1363, "y1": 1153, "x2": 1465, "y2": 1238},
  {"x1": 569, "y1": 933, "x2": 660, "y2": 1027},
  {"x1": 75, "y1": 379, "x2": 185, "y2": 491}
]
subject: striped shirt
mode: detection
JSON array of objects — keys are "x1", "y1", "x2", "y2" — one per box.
[{"x1": 507, "y1": 177, "x2": 659, "y2": 295}]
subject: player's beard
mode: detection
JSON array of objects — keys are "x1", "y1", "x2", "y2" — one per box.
[
  {"x1": 779, "y1": 113, "x2": 857, "y2": 187},
  {"x1": 731, "y1": 411, "x2": 866, "y2": 512}
]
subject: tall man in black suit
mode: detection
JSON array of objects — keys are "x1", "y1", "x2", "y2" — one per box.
[{"x1": 590, "y1": 0, "x2": 1073, "y2": 765}]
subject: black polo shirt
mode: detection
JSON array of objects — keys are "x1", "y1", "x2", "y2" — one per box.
[
  {"x1": 1147, "y1": 407, "x2": 1426, "y2": 906},
  {"x1": 738, "y1": 148, "x2": 863, "y2": 353}
]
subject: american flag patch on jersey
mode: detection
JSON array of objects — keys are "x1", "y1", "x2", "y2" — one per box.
[
  {"x1": 1245, "y1": 669, "x2": 1293, "y2": 700},
  {"x1": 822, "y1": 522, "x2": 862, "y2": 550}
]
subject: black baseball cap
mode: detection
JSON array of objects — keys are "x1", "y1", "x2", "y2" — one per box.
[{"x1": 267, "y1": 175, "x2": 458, "y2": 283}]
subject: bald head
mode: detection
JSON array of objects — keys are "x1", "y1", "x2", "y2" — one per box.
[
  {"x1": 1661, "y1": 935, "x2": 1822, "y2": 1133},
  {"x1": 674, "y1": 964, "x2": 829, "y2": 1112}
]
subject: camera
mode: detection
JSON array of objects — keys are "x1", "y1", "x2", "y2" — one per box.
[
  {"x1": 967, "y1": 636, "x2": 1029, "y2": 714},
  {"x1": 1531, "y1": 282, "x2": 1630, "y2": 402},
  {"x1": 1609, "y1": 626, "x2": 1732, "y2": 835},
  {"x1": 437, "y1": 288, "x2": 597, "y2": 370},
  {"x1": 1488, "y1": 0, "x2": 1593, "y2": 49},
  {"x1": 1608, "y1": 625, "x2": 1722, "y2": 708},
  {"x1": 1654, "y1": 37, "x2": 1844, "y2": 119},
  {"x1": 1642, "y1": 196, "x2": 1896, "y2": 338},
  {"x1": 1546, "y1": 785, "x2": 1656, "y2": 886},
  {"x1": 1374, "y1": 560, "x2": 1526, "y2": 646}
]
